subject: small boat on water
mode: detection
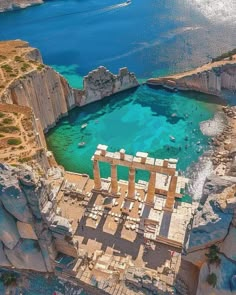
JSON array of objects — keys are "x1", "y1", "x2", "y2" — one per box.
[
  {"x1": 78, "y1": 142, "x2": 86, "y2": 147},
  {"x1": 126, "y1": 0, "x2": 131, "y2": 3},
  {"x1": 81, "y1": 123, "x2": 87, "y2": 129},
  {"x1": 169, "y1": 135, "x2": 175, "y2": 142}
]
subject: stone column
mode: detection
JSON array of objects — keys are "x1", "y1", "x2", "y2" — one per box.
[
  {"x1": 111, "y1": 164, "x2": 118, "y2": 195},
  {"x1": 93, "y1": 160, "x2": 101, "y2": 190},
  {"x1": 127, "y1": 167, "x2": 135, "y2": 199},
  {"x1": 146, "y1": 172, "x2": 156, "y2": 205}
]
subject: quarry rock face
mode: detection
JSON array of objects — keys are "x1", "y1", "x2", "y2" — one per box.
[
  {"x1": 0, "y1": 0, "x2": 43, "y2": 12},
  {"x1": 0, "y1": 164, "x2": 76, "y2": 272}
]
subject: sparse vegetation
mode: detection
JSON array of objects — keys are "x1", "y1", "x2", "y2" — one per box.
[
  {"x1": 21, "y1": 62, "x2": 30, "y2": 72},
  {"x1": 205, "y1": 245, "x2": 221, "y2": 265},
  {"x1": 1, "y1": 64, "x2": 13, "y2": 73},
  {"x1": 0, "y1": 134, "x2": 4, "y2": 138},
  {"x1": 212, "y1": 48, "x2": 236, "y2": 62},
  {"x1": 207, "y1": 273, "x2": 217, "y2": 288},
  {"x1": 19, "y1": 156, "x2": 32, "y2": 163},
  {"x1": 0, "y1": 125, "x2": 19, "y2": 133},
  {"x1": 37, "y1": 64, "x2": 45, "y2": 71},
  {"x1": 14, "y1": 55, "x2": 24, "y2": 62},
  {"x1": 7, "y1": 138, "x2": 22, "y2": 145},
  {"x1": 2, "y1": 118, "x2": 14, "y2": 125},
  {"x1": 0, "y1": 55, "x2": 7, "y2": 61},
  {"x1": 0, "y1": 112, "x2": 5, "y2": 118},
  {"x1": 0, "y1": 272, "x2": 17, "y2": 286}
]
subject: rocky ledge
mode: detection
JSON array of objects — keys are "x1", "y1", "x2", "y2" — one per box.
[
  {"x1": 0, "y1": 0, "x2": 43, "y2": 12},
  {"x1": 147, "y1": 55, "x2": 236, "y2": 97}
]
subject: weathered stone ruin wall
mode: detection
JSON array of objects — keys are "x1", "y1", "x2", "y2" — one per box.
[
  {"x1": 147, "y1": 62, "x2": 236, "y2": 97},
  {"x1": 0, "y1": 0, "x2": 43, "y2": 12},
  {"x1": 0, "y1": 164, "x2": 77, "y2": 272}
]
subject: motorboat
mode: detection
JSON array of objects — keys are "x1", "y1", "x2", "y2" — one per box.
[
  {"x1": 169, "y1": 135, "x2": 175, "y2": 142},
  {"x1": 126, "y1": 0, "x2": 131, "y2": 4},
  {"x1": 81, "y1": 123, "x2": 87, "y2": 129},
  {"x1": 78, "y1": 142, "x2": 86, "y2": 147}
]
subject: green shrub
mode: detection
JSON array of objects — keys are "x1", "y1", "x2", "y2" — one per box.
[
  {"x1": 7, "y1": 138, "x2": 22, "y2": 145},
  {"x1": 212, "y1": 48, "x2": 236, "y2": 62},
  {"x1": 19, "y1": 156, "x2": 32, "y2": 163},
  {"x1": 207, "y1": 273, "x2": 217, "y2": 288},
  {"x1": 205, "y1": 245, "x2": 221, "y2": 265},
  {"x1": 2, "y1": 118, "x2": 14, "y2": 125},
  {"x1": 0, "y1": 112, "x2": 5, "y2": 118},
  {"x1": 0, "y1": 134, "x2": 4, "y2": 138},
  {"x1": 14, "y1": 56, "x2": 24, "y2": 62},
  {"x1": 0, "y1": 272, "x2": 17, "y2": 286},
  {"x1": 0, "y1": 55, "x2": 6, "y2": 60},
  {"x1": 0, "y1": 125, "x2": 19, "y2": 133}
]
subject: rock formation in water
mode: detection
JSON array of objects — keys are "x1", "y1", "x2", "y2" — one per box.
[
  {"x1": 0, "y1": 40, "x2": 139, "y2": 131},
  {"x1": 0, "y1": 164, "x2": 78, "y2": 272},
  {"x1": 0, "y1": 0, "x2": 43, "y2": 12},
  {"x1": 80, "y1": 66, "x2": 139, "y2": 105},
  {"x1": 147, "y1": 55, "x2": 236, "y2": 97}
]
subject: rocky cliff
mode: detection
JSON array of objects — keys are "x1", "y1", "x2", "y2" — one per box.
[
  {"x1": 0, "y1": 163, "x2": 78, "y2": 272},
  {"x1": 147, "y1": 55, "x2": 236, "y2": 97},
  {"x1": 0, "y1": 40, "x2": 139, "y2": 131},
  {"x1": 183, "y1": 175, "x2": 236, "y2": 295},
  {"x1": 0, "y1": 0, "x2": 43, "y2": 12}
]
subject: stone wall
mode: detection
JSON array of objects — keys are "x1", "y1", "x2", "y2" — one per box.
[{"x1": 0, "y1": 164, "x2": 77, "y2": 272}]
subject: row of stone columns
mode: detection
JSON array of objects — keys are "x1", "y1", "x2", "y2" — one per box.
[{"x1": 93, "y1": 160, "x2": 156, "y2": 204}]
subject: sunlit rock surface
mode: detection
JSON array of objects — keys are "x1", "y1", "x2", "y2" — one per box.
[{"x1": 0, "y1": 0, "x2": 43, "y2": 12}]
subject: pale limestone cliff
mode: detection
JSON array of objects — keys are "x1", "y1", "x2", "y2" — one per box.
[
  {"x1": 0, "y1": 40, "x2": 139, "y2": 131},
  {"x1": 0, "y1": 0, "x2": 43, "y2": 12},
  {"x1": 147, "y1": 56, "x2": 236, "y2": 97},
  {"x1": 80, "y1": 66, "x2": 139, "y2": 106},
  {"x1": 0, "y1": 164, "x2": 78, "y2": 272}
]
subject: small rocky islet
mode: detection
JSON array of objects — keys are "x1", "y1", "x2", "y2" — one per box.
[{"x1": 0, "y1": 2, "x2": 236, "y2": 295}]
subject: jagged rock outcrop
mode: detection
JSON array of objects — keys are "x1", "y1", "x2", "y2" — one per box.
[
  {"x1": 147, "y1": 58, "x2": 236, "y2": 97},
  {"x1": 183, "y1": 176, "x2": 236, "y2": 295},
  {"x1": 80, "y1": 66, "x2": 139, "y2": 105},
  {"x1": 0, "y1": 164, "x2": 77, "y2": 272},
  {"x1": 0, "y1": 0, "x2": 43, "y2": 12},
  {"x1": 0, "y1": 40, "x2": 139, "y2": 131}
]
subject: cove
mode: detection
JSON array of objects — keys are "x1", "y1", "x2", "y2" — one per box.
[{"x1": 46, "y1": 85, "x2": 224, "y2": 182}]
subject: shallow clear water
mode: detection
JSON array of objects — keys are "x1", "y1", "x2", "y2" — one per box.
[{"x1": 46, "y1": 85, "x2": 224, "y2": 181}]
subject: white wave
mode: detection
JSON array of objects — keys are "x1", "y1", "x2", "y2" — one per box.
[
  {"x1": 187, "y1": 154, "x2": 213, "y2": 201},
  {"x1": 186, "y1": 0, "x2": 236, "y2": 23}
]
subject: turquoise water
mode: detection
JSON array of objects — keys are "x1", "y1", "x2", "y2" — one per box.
[
  {"x1": 0, "y1": 0, "x2": 236, "y2": 88},
  {"x1": 46, "y1": 85, "x2": 224, "y2": 181}
]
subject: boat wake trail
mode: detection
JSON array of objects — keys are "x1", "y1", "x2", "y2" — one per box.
[{"x1": 21, "y1": 2, "x2": 130, "y2": 25}]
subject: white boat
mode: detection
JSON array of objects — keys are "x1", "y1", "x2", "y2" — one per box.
[
  {"x1": 78, "y1": 142, "x2": 86, "y2": 147},
  {"x1": 169, "y1": 135, "x2": 175, "y2": 142},
  {"x1": 81, "y1": 123, "x2": 87, "y2": 129}
]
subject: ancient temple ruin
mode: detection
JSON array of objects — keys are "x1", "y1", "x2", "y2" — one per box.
[{"x1": 92, "y1": 144, "x2": 182, "y2": 212}]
